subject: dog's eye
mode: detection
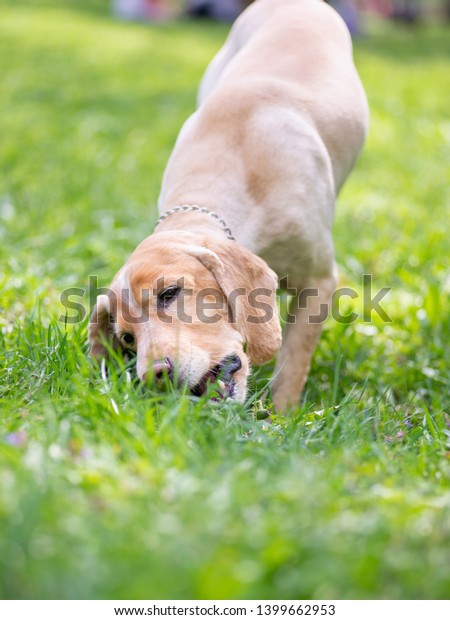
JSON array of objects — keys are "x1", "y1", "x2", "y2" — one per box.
[
  {"x1": 121, "y1": 333, "x2": 135, "y2": 347},
  {"x1": 158, "y1": 286, "x2": 181, "y2": 305}
]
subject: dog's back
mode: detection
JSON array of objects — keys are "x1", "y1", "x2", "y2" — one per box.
[
  {"x1": 158, "y1": 0, "x2": 368, "y2": 279},
  {"x1": 199, "y1": 0, "x2": 368, "y2": 192}
]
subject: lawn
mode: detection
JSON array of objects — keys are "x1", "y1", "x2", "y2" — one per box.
[{"x1": 1, "y1": 0, "x2": 450, "y2": 600}]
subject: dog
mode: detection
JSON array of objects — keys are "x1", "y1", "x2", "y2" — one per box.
[{"x1": 88, "y1": 0, "x2": 369, "y2": 411}]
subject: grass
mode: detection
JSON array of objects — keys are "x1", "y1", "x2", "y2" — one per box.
[{"x1": 1, "y1": 0, "x2": 450, "y2": 600}]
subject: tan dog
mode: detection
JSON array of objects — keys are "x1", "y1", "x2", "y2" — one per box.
[{"x1": 89, "y1": 0, "x2": 368, "y2": 410}]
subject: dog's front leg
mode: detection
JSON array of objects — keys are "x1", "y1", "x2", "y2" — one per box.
[{"x1": 271, "y1": 271, "x2": 337, "y2": 412}]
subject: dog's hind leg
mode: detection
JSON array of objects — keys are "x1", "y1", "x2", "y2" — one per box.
[{"x1": 271, "y1": 269, "x2": 337, "y2": 413}]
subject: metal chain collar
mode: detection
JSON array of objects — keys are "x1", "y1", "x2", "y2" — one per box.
[{"x1": 154, "y1": 204, "x2": 235, "y2": 241}]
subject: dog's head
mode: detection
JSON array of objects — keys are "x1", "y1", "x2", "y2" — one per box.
[{"x1": 88, "y1": 231, "x2": 281, "y2": 402}]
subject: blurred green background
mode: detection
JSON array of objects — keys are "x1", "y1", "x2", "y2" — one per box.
[{"x1": 0, "y1": 0, "x2": 449, "y2": 600}]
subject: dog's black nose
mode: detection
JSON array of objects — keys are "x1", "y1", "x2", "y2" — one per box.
[
  {"x1": 221, "y1": 354, "x2": 242, "y2": 380},
  {"x1": 143, "y1": 358, "x2": 173, "y2": 385}
]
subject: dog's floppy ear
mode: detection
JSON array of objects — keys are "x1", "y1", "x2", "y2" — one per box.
[
  {"x1": 187, "y1": 240, "x2": 281, "y2": 365},
  {"x1": 88, "y1": 294, "x2": 118, "y2": 360}
]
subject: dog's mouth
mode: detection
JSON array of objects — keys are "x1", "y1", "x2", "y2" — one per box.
[{"x1": 191, "y1": 354, "x2": 242, "y2": 400}]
